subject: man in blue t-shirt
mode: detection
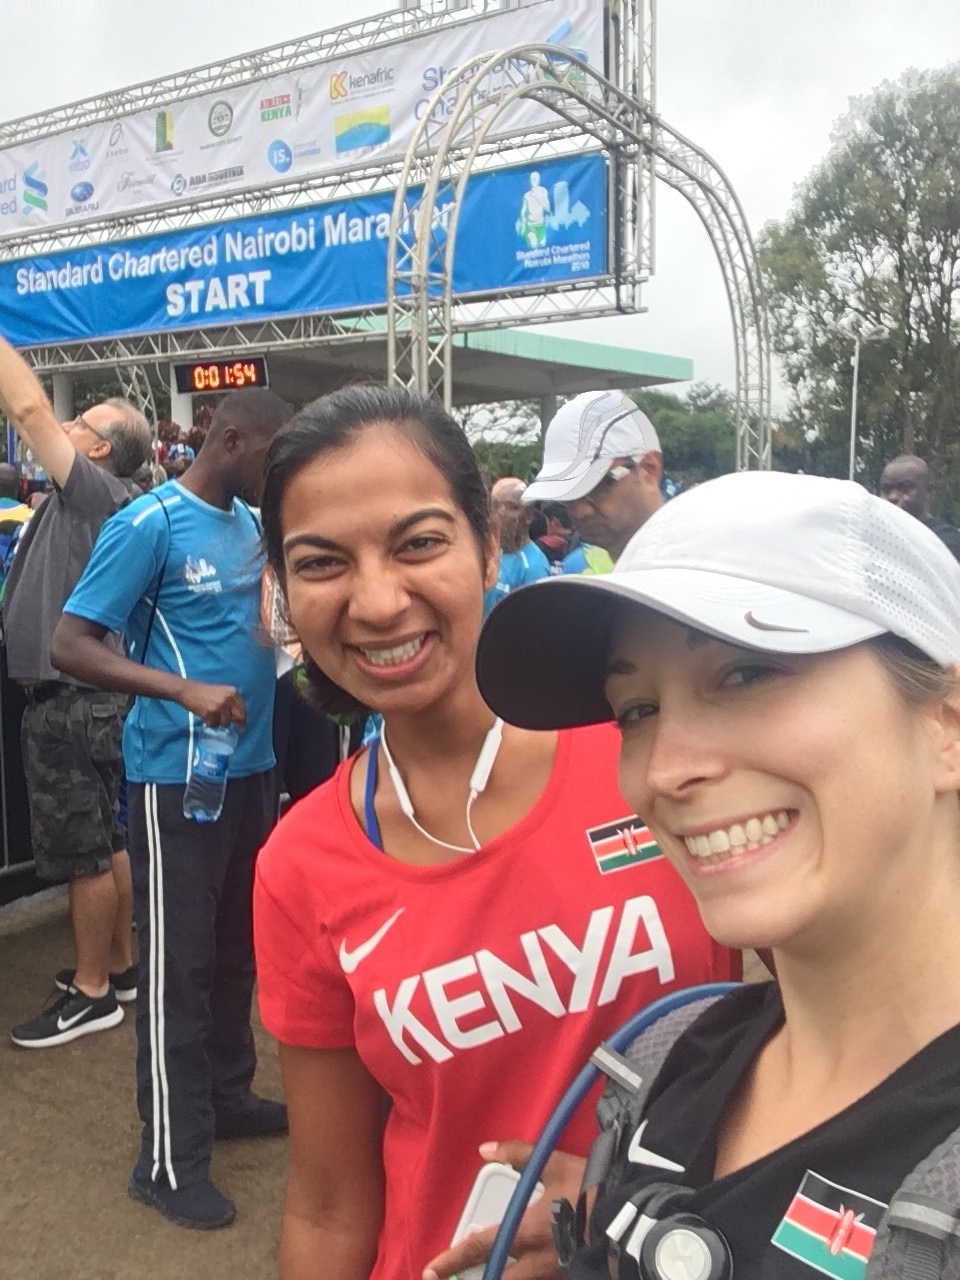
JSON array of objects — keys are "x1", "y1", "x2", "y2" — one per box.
[
  {"x1": 52, "y1": 387, "x2": 292, "y2": 1231},
  {"x1": 484, "y1": 476, "x2": 551, "y2": 615}
]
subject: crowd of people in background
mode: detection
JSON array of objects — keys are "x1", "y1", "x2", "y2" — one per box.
[{"x1": 2, "y1": 343, "x2": 960, "y2": 1279}]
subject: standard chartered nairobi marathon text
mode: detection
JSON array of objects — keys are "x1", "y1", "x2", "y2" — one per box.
[
  {"x1": 15, "y1": 220, "x2": 317, "y2": 296},
  {"x1": 14, "y1": 204, "x2": 454, "y2": 303}
]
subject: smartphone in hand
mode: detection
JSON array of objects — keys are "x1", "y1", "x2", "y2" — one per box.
[{"x1": 450, "y1": 1162, "x2": 545, "y2": 1280}]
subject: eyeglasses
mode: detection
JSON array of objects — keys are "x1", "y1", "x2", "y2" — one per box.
[
  {"x1": 575, "y1": 459, "x2": 636, "y2": 507},
  {"x1": 68, "y1": 413, "x2": 108, "y2": 441}
]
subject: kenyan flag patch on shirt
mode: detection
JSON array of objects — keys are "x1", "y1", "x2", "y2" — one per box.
[
  {"x1": 771, "y1": 1170, "x2": 886, "y2": 1280},
  {"x1": 586, "y1": 816, "x2": 662, "y2": 874}
]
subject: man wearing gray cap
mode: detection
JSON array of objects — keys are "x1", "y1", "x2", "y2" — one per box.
[{"x1": 524, "y1": 390, "x2": 664, "y2": 564}]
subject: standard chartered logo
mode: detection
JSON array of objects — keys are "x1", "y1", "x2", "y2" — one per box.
[{"x1": 23, "y1": 163, "x2": 47, "y2": 214}]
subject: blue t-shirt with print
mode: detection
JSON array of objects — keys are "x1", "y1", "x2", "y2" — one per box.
[
  {"x1": 64, "y1": 480, "x2": 275, "y2": 785},
  {"x1": 483, "y1": 542, "x2": 551, "y2": 617}
]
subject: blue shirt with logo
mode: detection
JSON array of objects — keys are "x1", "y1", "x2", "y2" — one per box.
[
  {"x1": 483, "y1": 542, "x2": 552, "y2": 617},
  {"x1": 64, "y1": 480, "x2": 275, "y2": 784}
]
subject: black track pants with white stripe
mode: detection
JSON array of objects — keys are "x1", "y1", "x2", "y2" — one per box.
[{"x1": 127, "y1": 771, "x2": 277, "y2": 1189}]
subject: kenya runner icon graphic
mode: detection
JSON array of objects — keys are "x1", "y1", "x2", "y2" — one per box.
[
  {"x1": 586, "y1": 816, "x2": 662, "y2": 874},
  {"x1": 771, "y1": 1170, "x2": 886, "y2": 1280}
]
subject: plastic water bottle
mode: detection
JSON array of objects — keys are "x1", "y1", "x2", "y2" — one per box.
[{"x1": 182, "y1": 724, "x2": 239, "y2": 823}]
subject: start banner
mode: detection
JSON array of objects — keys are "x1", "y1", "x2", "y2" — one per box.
[{"x1": 1, "y1": 152, "x2": 608, "y2": 348}]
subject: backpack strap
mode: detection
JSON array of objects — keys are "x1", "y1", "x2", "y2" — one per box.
[
  {"x1": 139, "y1": 496, "x2": 173, "y2": 666},
  {"x1": 867, "y1": 1128, "x2": 960, "y2": 1280},
  {"x1": 582, "y1": 995, "x2": 723, "y2": 1197}
]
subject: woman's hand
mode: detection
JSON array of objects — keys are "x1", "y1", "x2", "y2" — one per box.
[{"x1": 423, "y1": 1140, "x2": 586, "y2": 1280}]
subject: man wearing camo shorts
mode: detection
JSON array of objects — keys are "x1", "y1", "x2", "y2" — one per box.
[{"x1": 0, "y1": 334, "x2": 151, "y2": 1048}]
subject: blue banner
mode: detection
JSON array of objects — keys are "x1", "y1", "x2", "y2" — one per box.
[{"x1": 1, "y1": 154, "x2": 607, "y2": 348}]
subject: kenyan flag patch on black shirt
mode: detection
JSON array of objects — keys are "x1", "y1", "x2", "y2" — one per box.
[
  {"x1": 586, "y1": 816, "x2": 662, "y2": 874},
  {"x1": 771, "y1": 1170, "x2": 886, "y2": 1280}
]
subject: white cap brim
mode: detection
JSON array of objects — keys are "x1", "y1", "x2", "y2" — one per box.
[
  {"x1": 477, "y1": 568, "x2": 885, "y2": 730},
  {"x1": 522, "y1": 457, "x2": 613, "y2": 505}
]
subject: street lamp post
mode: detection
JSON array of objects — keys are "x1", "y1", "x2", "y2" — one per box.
[
  {"x1": 847, "y1": 325, "x2": 885, "y2": 481},
  {"x1": 848, "y1": 337, "x2": 862, "y2": 481}
]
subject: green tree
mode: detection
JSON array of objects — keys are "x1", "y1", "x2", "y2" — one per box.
[
  {"x1": 629, "y1": 383, "x2": 736, "y2": 485},
  {"x1": 760, "y1": 66, "x2": 960, "y2": 509},
  {"x1": 460, "y1": 399, "x2": 542, "y2": 483}
]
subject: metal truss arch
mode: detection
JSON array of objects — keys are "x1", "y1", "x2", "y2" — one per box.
[
  {"x1": 114, "y1": 355, "x2": 159, "y2": 426},
  {"x1": 387, "y1": 41, "x2": 771, "y2": 467}
]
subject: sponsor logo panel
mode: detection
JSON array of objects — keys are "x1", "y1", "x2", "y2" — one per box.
[
  {"x1": 155, "y1": 111, "x2": 174, "y2": 153},
  {"x1": 334, "y1": 106, "x2": 390, "y2": 155},
  {"x1": 207, "y1": 100, "x2": 234, "y2": 138},
  {"x1": 66, "y1": 178, "x2": 99, "y2": 218},
  {"x1": 68, "y1": 139, "x2": 91, "y2": 173},
  {"x1": 173, "y1": 165, "x2": 246, "y2": 197},
  {"x1": 267, "y1": 141, "x2": 293, "y2": 174},
  {"x1": 22, "y1": 162, "x2": 47, "y2": 215},
  {"x1": 329, "y1": 65, "x2": 395, "y2": 103},
  {"x1": 116, "y1": 171, "x2": 159, "y2": 196},
  {"x1": 105, "y1": 121, "x2": 130, "y2": 160},
  {"x1": 260, "y1": 93, "x2": 292, "y2": 122}
]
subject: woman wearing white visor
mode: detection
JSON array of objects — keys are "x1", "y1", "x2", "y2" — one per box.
[{"x1": 476, "y1": 471, "x2": 960, "y2": 1280}]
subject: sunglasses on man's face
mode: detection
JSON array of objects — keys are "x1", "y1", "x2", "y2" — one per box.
[{"x1": 584, "y1": 459, "x2": 635, "y2": 502}]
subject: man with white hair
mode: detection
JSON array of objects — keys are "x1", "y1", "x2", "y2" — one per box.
[{"x1": 524, "y1": 389, "x2": 664, "y2": 564}]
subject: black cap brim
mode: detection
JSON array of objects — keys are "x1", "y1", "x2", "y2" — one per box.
[{"x1": 476, "y1": 576, "x2": 623, "y2": 730}]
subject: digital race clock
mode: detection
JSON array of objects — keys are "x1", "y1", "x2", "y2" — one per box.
[{"x1": 173, "y1": 356, "x2": 270, "y2": 394}]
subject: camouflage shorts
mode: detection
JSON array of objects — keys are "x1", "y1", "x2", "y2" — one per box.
[{"x1": 21, "y1": 688, "x2": 129, "y2": 883}]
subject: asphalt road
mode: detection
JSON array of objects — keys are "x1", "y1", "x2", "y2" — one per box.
[{"x1": 0, "y1": 894, "x2": 287, "y2": 1280}]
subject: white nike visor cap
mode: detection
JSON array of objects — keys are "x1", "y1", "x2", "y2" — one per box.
[
  {"x1": 523, "y1": 389, "x2": 661, "y2": 504},
  {"x1": 477, "y1": 470, "x2": 960, "y2": 730}
]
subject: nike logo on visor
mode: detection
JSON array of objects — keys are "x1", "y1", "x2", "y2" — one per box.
[
  {"x1": 744, "y1": 611, "x2": 810, "y2": 634},
  {"x1": 339, "y1": 908, "x2": 405, "y2": 973}
]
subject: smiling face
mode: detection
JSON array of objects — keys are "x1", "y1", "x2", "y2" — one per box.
[
  {"x1": 279, "y1": 424, "x2": 498, "y2": 718},
  {"x1": 604, "y1": 610, "x2": 953, "y2": 954}
]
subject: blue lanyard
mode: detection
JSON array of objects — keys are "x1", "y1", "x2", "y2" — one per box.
[{"x1": 364, "y1": 737, "x2": 383, "y2": 851}]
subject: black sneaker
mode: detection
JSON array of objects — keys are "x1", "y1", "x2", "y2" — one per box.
[
  {"x1": 215, "y1": 1094, "x2": 288, "y2": 1140},
  {"x1": 55, "y1": 964, "x2": 137, "y2": 1003},
  {"x1": 11, "y1": 985, "x2": 123, "y2": 1048},
  {"x1": 128, "y1": 1168, "x2": 236, "y2": 1230}
]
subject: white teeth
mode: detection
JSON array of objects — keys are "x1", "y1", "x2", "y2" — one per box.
[
  {"x1": 682, "y1": 810, "x2": 791, "y2": 861},
  {"x1": 708, "y1": 829, "x2": 730, "y2": 854},
  {"x1": 360, "y1": 637, "x2": 424, "y2": 667}
]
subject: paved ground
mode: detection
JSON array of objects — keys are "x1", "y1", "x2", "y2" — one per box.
[{"x1": 0, "y1": 893, "x2": 287, "y2": 1280}]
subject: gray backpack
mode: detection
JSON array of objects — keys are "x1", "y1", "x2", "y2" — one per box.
[{"x1": 586, "y1": 996, "x2": 960, "y2": 1280}]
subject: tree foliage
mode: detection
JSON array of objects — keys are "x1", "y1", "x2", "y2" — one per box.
[
  {"x1": 759, "y1": 65, "x2": 960, "y2": 509},
  {"x1": 628, "y1": 383, "x2": 736, "y2": 486}
]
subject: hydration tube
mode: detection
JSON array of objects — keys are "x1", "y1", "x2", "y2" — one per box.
[{"x1": 481, "y1": 982, "x2": 739, "y2": 1280}]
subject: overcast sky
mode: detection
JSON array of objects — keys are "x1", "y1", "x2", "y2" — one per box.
[{"x1": 2, "y1": 0, "x2": 958, "y2": 402}]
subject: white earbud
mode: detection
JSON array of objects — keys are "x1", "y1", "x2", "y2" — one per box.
[{"x1": 380, "y1": 718, "x2": 505, "y2": 855}]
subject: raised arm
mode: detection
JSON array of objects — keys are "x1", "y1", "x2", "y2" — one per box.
[
  {"x1": 278, "y1": 1043, "x2": 386, "y2": 1280},
  {"x1": 0, "y1": 335, "x2": 77, "y2": 488},
  {"x1": 51, "y1": 614, "x2": 247, "y2": 728}
]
